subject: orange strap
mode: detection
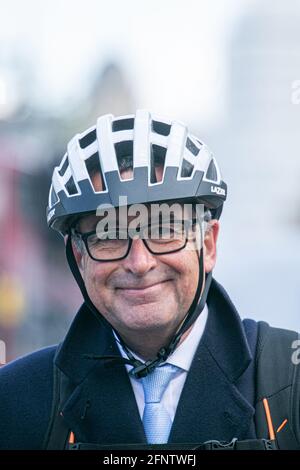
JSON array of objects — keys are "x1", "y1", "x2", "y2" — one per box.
[
  {"x1": 262, "y1": 398, "x2": 275, "y2": 440},
  {"x1": 68, "y1": 431, "x2": 75, "y2": 444},
  {"x1": 277, "y1": 419, "x2": 288, "y2": 434}
]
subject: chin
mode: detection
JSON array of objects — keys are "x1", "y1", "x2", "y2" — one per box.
[{"x1": 119, "y1": 306, "x2": 176, "y2": 332}]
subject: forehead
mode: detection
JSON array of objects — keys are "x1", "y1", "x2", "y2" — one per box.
[{"x1": 77, "y1": 202, "x2": 196, "y2": 232}]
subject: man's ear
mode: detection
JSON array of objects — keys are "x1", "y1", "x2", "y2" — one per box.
[
  {"x1": 64, "y1": 235, "x2": 84, "y2": 271},
  {"x1": 203, "y1": 220, "x2": 219, "y2": 273}
]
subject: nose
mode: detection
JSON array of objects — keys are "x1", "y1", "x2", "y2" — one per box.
[{"x1": 121, "y1": 238, "x2": 157, "y2": 275}]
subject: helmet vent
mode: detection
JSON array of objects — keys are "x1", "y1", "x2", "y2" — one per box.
[
  {"x1": 79, "y1": 129, "x2": 96, "y2": 149},
  {"x1": 150, "y1": 144, "x2": 166, "y2": 183},
  {"x1": 85, "y1": 152, "x2": 106, "y2": 191},
  {"x1": 152, "y1": 120, "x2": 171, "y2": 136},
  {"x1": 181, "y1": 159, "x2": 194, "y2": 178},
  {"x1": 114, "y1": 140, "x2": 134, "y2": 179},
  {"x1": 186, "y1": 137, "x2": 200, "y2": 156},
  {"x1": 58, "y1": 155, "x2": 69, "y2": 176},
  {"x1": 65, "y1": 175, "x2": 79, "y2": 195},
  {"x1": 205, "y1": 159, "x2": 218, "y2": 181},
  {"x1": 112, "y1": 118, "x2": 134, "y2": 132}
]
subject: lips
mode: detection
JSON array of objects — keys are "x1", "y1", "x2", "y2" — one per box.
[
  {"x1": 115, "y1": 280, "x2": 171, "y2": 303},
  {"x1": 116, "y1": 280, "x2": 170, "y2": 291}
]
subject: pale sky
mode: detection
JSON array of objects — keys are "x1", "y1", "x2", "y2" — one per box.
[{"x1": 0, "y1": 0, "x2": 252, "y2": 125}]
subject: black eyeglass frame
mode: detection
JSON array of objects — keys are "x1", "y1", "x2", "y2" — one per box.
[{"x1": 71, "y1": 218, "x2": 201, "y2": 262}]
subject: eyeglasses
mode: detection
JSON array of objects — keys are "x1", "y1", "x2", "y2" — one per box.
[{"x1": 72, "y1": 219, "x2": 201, "y2": 262}]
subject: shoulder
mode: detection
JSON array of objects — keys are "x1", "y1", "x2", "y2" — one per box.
[
  {"x1": 0, "y1": 345, "x2": 57, "y2": 449},
  {"x1": 255, "y1": 321, "x2": 299, "y2": 380},
  {"x1": 245, "y1": 320, "x2": 299, "y2": 355},
  {"x1": 243, "y1": 319, "x2": 299, "y2": 353}
]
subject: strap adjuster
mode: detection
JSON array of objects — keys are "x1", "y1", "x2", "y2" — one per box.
[
  {"x1": 262, "y1": 439, "x2": 277, "y2": 450},
  {"x1": 201, "y1": 438, "x2": 237, "y2": 450}
]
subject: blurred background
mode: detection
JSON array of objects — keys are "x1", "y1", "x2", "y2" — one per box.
[{"x1": 0, "y1": 0, "x2": 299, "y2": 362}]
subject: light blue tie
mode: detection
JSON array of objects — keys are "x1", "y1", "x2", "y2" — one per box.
[{"x1": 141, "y1": 364, "x2": 179, "y2": 444}]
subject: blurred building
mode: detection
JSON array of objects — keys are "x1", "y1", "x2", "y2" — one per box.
[
  {"x1": 227, "y1": 0, "x2": 300, "y2": 228},
  {"x1": 211, "y1": 0, "x2": 300, "y2": 329},
  {"x1": 0, "y1": 58, "x2": 136, "y2": 360},
  {"x1": 86, "y1": 62, "x2": 136, "y2": 122}
]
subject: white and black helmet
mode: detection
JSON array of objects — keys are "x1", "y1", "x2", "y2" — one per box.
[{"x1": 47, "y1": 109, "x2": 227, "y2": 234}]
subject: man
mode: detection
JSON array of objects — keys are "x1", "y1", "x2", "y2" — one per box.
[{"x1": 0, "y1": 110, "x2": 299, "y2": 450}]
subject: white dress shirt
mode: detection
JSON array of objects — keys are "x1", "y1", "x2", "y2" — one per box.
[{"x1": 114, "y1": 304, "x2": 208, "y2": 422}]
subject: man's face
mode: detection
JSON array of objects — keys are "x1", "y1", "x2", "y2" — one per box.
[{"x1": 73, "y1": 205, "x2": 219, "y2": 346}]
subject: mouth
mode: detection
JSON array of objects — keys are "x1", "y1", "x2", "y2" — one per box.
[{"x1": 116, "y1": 280, "x2": 171, "y2": 297}]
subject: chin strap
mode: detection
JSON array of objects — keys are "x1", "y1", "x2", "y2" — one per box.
[{"x1": 66, "y1": 231, "x2": 212, "y2": 379}]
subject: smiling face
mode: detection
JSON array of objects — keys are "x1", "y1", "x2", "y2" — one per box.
[
  {"x1": 70, "y1": 167, "x2": 219, "y2": 358},
  {"x1": 72, "y1": 208, "x2": 219, "y2": 359},
  {"x1": 78, "y1": 213, "x2": 198, "y2": 322}
]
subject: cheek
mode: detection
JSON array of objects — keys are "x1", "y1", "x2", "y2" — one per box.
[
  {"x1": 161, "y1": 252, "x2": 199, "y2": 301},
  {"x1": 82, "y1": 261, "x2": 118, "y2": 316},
  {"x1": 178, "y1": 261, "x2": 199, "y2": 313},
  {"x1": 182, "y1": 256, "x2": 199, "y2": 293},
  {"x1": 82, "y1": 257, "x2": 108, "y2": 295}
]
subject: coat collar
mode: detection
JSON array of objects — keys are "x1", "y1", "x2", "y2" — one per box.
[
  {"x1": 55, "y1": 278, "x2": 255, "y2": 444},
  {"x1": 54, "y1": 302, "x2": 118, "y2": 384},
  {"x1": 203, "y1": 278, "x2": 253, "y2": 382}
]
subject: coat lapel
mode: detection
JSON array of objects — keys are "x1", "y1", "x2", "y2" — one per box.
[
  {"x1": 55, "y1": 304, "x2": 147, "y2": 444},
  {"x1": 169, "y1": 279, "x2": 256, "y2": 443}
]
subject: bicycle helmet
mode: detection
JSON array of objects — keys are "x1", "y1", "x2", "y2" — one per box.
[{"x1": 47, "y1": 109, "x2": 226, "y2": 234}]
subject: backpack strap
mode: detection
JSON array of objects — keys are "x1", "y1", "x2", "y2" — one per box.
[
  {"x1": 254, "y1": 321, "x2": 300, "y2": 449},
  {"x1": 43, "y1": 351, "x2": 73, "y2": 450}
]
